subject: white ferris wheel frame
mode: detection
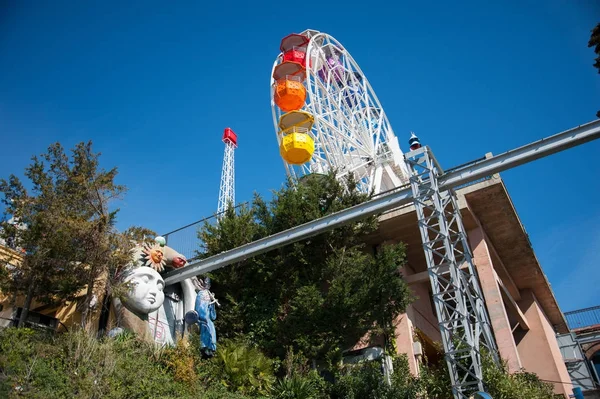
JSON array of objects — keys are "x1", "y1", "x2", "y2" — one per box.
[{"x1": 270, "y1": 29, "x2": 409, "y2": 194}]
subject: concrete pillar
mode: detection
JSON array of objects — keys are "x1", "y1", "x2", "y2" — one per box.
[
  {"x1": 516, "y1": 289, "x2": 572, "y2": 397},
  {"x1": 468, "y1": 227, "x2": 522, "y2": 372},
  {"x1": 395, "y1": 312, "x2": 419, "y2": 375}
]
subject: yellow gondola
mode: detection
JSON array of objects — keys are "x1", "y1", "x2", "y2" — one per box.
[{"x1": 279, "y1": 126, "x2": 315, "y2": 165}]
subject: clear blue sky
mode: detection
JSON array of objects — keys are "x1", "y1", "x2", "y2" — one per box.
[{"x1": 1, "y1": 1, "x2": 599, "y2": 312}]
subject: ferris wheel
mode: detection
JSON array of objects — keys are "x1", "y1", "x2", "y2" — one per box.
[{"x1": 270, "y1": 29, "x2": 409, "y2": 194}]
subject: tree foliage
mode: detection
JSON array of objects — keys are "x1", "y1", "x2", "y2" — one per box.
[
  {"x1": 0, "y1": 327, "x2": 559, "y2": 399},
  {"x1": 589, "y1": 22, "x2": 600, "y2": 117},
  {"x1": 481, "y1": 355, "x2": 556, "y2": 399},
  {"x1": 0, "y1": 141, "x2": 127, "y2": 327},
  {"x1": 197, "y1": 173, "x2": 412, "y2": 363},
  {"x1": 217, "y1": 338, "x2": 276, "y2": 396},
  {"x1": 0, "y1": 327, "x2": 251, "y2": 399}
]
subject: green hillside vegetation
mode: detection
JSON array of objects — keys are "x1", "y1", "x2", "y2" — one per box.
[
  {"x1": 0, "y1": 143, "x2": 557, "y2": 398},
  {"x1": 0, "y1": 327, "x2": 555, "y2": 399}
]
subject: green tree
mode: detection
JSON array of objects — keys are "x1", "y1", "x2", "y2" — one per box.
[
  {"x1": 96, "y1": 225, "x2": 158, "y2": 335},
  {"x1": 0, "y1": 141, "x2": 126, "y2": 328},
  {"x1": 589, "y1": 22, "x2": 600, "y2": 117},
  {"x1": 197, "y1": 173, "x2": 412, "y2": 364}
]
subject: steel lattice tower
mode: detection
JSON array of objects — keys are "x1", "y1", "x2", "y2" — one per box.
[
  {"x1": 404, "y1": 145, "x2": 498, "y2": 398},
  {"x1": 217, "y1": 128, "x2": 238, "y2": 216}
]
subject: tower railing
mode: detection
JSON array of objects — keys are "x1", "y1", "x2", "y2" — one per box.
[{"x1": 565, "y1": 305, "x2": 600, "y2": 330}]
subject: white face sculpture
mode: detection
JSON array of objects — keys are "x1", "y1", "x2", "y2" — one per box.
[{"x1": 122, "y1": 267, "x2": 165, "y2": 314}]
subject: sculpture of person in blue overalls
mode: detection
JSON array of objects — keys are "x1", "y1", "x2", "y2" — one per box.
[{"x1": 185, "y1": 277, "x2": 218, "y2": 357}]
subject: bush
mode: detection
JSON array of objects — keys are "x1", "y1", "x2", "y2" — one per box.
[
  {"x1": 272, "y1": 374, "x2": 317, "y2": 399},
  {"x1": 199, "y1": 173, "x2": 412, "y2": 363},
  {"x1": 0, "y1": 327, "x2": 253, "y2": 399},
  {"x1": 0, "y1": 327, "x2": 559, "y2": 399},
  {"x1": 329, "y1": 355, "x2": 421, "y2": 399},
  {"x1": 162, "y1": 337, "x2": 198, "y2": 386},
  {"x1": 482, "y1": 355, "x2": 555, "y2": 399},
  {"x1": 215, "y1": 338, "x2": 276, "y2": 396},
  {"x1": 416, "y1": 352, "x2": 557, "y2": 399}
]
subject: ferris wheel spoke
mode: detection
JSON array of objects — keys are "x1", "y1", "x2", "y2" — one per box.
[{"x1": 271, "y1": 30, "x2": 408, "y2": 193}]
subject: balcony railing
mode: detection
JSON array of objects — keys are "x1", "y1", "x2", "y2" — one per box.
[{"x1": 564, "y1": 305, "x2": 600, "y2": 330}]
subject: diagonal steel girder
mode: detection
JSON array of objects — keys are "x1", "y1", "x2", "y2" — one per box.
[{"x1": 164, "y1": 119, "x2": 600, "y2": 285}]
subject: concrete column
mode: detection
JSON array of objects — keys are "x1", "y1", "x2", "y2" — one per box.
[
  {"x1": 516, "y1": 289, "x2": 572, "y2": 397},
  {"x1": 395, "y1": 312, "x2": 419, "y2": 375},
  {"x1": 468, "y1": 227, "x2": 522, "y2": 372}
]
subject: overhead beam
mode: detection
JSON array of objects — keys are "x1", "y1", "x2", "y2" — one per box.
[
  {"x1": 404, "y1": 263, "x2": 468, "y2": 285},
  {"x1": 439, "y1": 119, "x2": 600, "y2": 187},
  {"x1": 164, "y1": 119, "x2": 600, "y2": 285}
]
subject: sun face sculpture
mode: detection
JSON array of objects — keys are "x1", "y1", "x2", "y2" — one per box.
[{"x1": 140, "y1": 243, "x2": 167, "y2": 272}]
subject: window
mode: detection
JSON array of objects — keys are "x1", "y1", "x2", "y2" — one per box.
[
  {"x1": 592, "y1": 351, "x2": 600, "y2": 383},
  {"x1": 429, "y1": 288, "x2": 436, "y2": 315}
]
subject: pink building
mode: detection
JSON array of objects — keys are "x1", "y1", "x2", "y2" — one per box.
[{"x1": 364, "y1": 166, "x2": 573, "y2": 397}]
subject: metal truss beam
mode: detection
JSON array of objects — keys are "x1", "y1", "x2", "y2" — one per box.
[
  {"x1": 405, "y1": 146, "x2": 498, "y2": 397},
  {"x1": 164, "y1": 119, "x2": 600, "y2": 285}
]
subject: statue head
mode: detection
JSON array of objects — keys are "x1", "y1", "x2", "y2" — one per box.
[
  {"x1": 121, "y1": 266, "x2": 165, "y2": 314},
  {"x1": 114, "y1": 238, "x2": 188, "y2": 317}
]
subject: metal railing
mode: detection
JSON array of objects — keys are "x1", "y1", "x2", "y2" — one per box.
[
  {"x1": 564, "y1": 305, "x2": 600, "y2": 330},
  {"x1": 162, "y1": 202, "x2": 249, "y2": 262},
  {"x1": 0, "y1": 316, "x2": 68, "y2": 334}
]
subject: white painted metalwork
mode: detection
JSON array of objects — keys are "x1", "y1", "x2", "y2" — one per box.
[
  {"x1": 405, "y1": 146, "x2": 498, "y2": 397},
  {"x1": 217, "y1": 139, "x2": 236, "y2": 215},
  {"x1": 270, "y1": 29, "x2": 409, "y2": 194}
]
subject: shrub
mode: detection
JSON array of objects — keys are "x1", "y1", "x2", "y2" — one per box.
[
  {"x1": 216, "y1": 339, "x2": 276, "y2": 396},
  {"x1": 329, "y1": 355, "x2": 420, "y2": 399},
  {"x1": 272, "y1": 374, "x2": 317, "y2": 399},
  {"x1": 162, "y1": 337, "x2": 198, "y2": 386},
  {"x1": 0, "y1": 327, "x2": 559, "y2": 399},
  {"x1": 416, "y1": 352, "x2": 557, "y2": 399},
  {"x1": 482, "y1": 355, "x2": 555, "y2": 399},
  {"x1": 0, "y1": 327, "x2": 255, "y2": 399}
]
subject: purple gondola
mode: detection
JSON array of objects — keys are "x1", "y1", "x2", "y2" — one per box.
[{"x1": 318, "y1": 56, "x2": 345, "y2": 84}]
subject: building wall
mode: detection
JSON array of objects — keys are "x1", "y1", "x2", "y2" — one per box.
[
  {"x1": 0, "y1": 244, "x2": 104, "y2": 332},
  {"x1": 515, "y1": 290, "x2": 572, "y2": 397},
  {"x1": 468, "y1": 226, "x2": 522, "y2": 373},
  {"x1": 0, "y1": 245, "x2": 22, "y2": 327},
  {"x1": 373, "y1": 178, "x2": 573, "y2": 398}
]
